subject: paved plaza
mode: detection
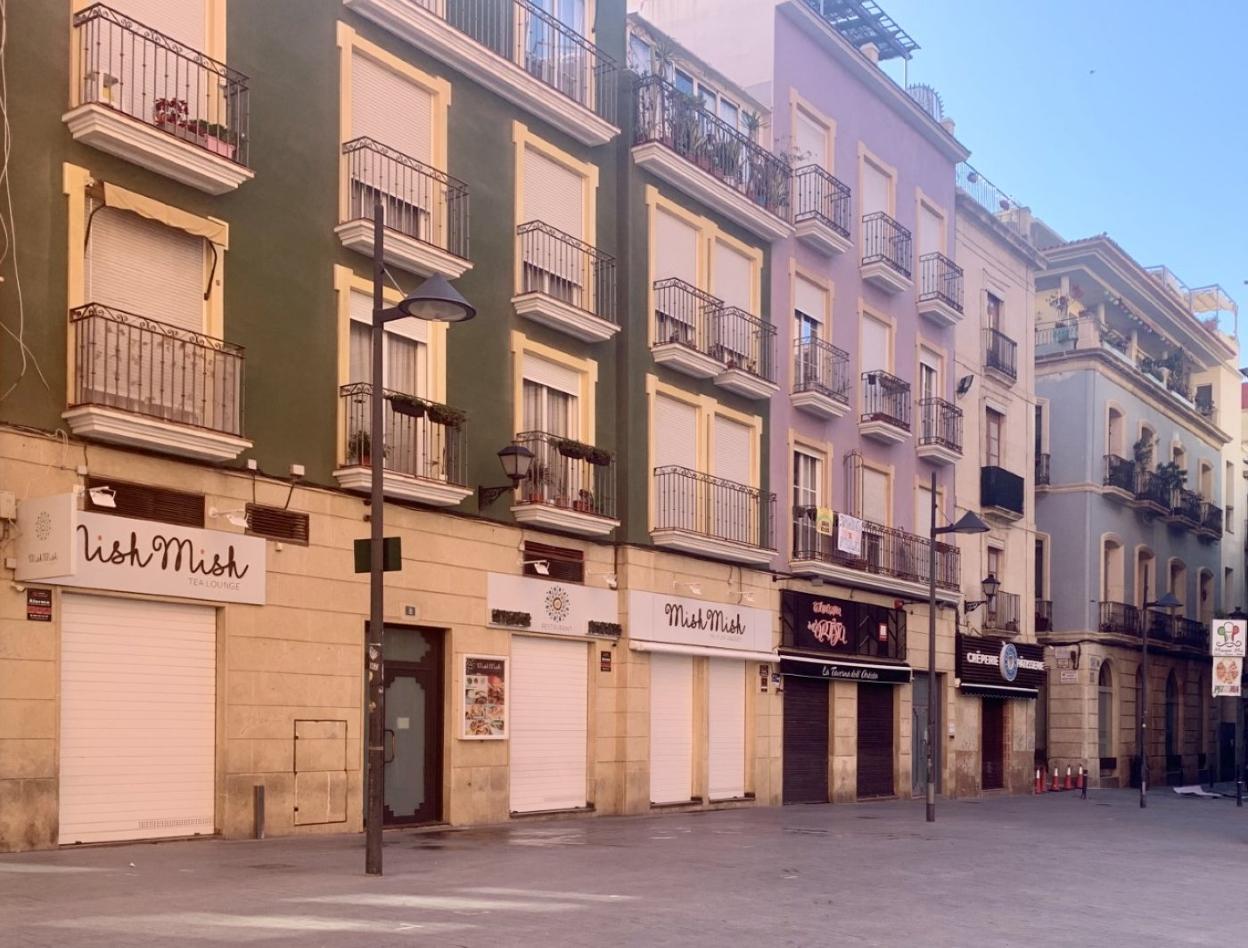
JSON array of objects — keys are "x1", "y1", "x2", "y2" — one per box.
[{"x1": 2, "y1": 790, "x2": 1246, "y2": 947}]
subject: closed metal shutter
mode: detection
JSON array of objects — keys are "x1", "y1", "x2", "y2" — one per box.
[
  {"x1": 649, "y1": 652, "x2": 693, "y2": 804},
  {"x1": 351, "y1": 51, "x2": 433, "y2": 164},
  {"x1": 794, "y1": 107, "x2": 828, "y2": 168},
  {"x1": 654, "y1": 395, "x2": 697, "y2": 470},
  {"x1": 707, "y1": 659, "x2": 745, "y2": 800},
  {"x1": 653, "y1": 208, "x2": 699, "y2": 285},
  {"x1": 856, "y1": 684, "x2": 895, "y2": 798},
  {"x1": 862, "y1": 158, "x2": 891, "y2": 215},
  {"x1": 981, "y1": 699, "x2": 1005, "y2": 790},
  {"x1": 59, "y1": 594, "x2": 216, "y2": 845},
  {"x1": 522, "y1": 148, "x2": 584, "y2": 239},
  {"x1": 509, "y1": 636, "x2": 587, "y2": 813},
  {"x1": 782, "y1": 675, "x2": 829, "y2": 804},
  {"x1": 711, "y1": 241, "x2": 753, "y2": 311},
  {"x1": 713, "y1": 414, "x2": 751, "y2": 485},
  {"x1": 112, "y1": 0, "x2": 206, "y2": 49}
]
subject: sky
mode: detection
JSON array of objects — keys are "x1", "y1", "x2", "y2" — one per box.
[{"x1": 877, "y1": 0, "x2": 1248, "y2": 348}]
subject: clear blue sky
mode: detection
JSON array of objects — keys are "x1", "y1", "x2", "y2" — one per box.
[{"x1": 878, "y1": 0, "x2": 1248, "y2": 346}]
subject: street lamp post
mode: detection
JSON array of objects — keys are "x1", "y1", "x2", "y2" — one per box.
[
  {"x1": 365, "y1": 194, "x2": 476, "y2": 876},
  {"x1": 1138, "y1": 580, "x2": 1181, "y2": 810},
  {"x1": 926, "y1": 471, "x2": 991, "y2": 823},
  {"x1": 1227, "y1": 606, "x2": 1248, "y2": 807}
]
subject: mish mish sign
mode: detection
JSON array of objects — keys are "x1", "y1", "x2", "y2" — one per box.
[
  {"x1": 628, "y1": 591, "x2": 772, "y2": 654},
  {"x1": 17, "y1": 495, "x2": 265, "y2": 605}
]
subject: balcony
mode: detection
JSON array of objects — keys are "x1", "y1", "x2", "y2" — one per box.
[
  {"x1": 917, "y1": 252, "x2": 964, "y2": 326},
  {"x1": 984, "y1": 591, "x2": 1021, "y2": 634},
  {"x1": 860, "y1": 212, "x2": 912, "y2": 294},
  {"x1": 63, "y1": 303, "x2": 250, "y2": 461},
  {"x1": 513, "y1": 221, "x2": 617, "y2": 342},
  {"x1": 916, "y1": 397, "x2": 963, "y2": 465},
  {"x1": 1133, "y1": 470, "x2": 1172, "y2": 517},
  {"x1": 984, "y1": 328, "x2": 1018, "y2": 383},
  {"x1": 510, "y1": 431, "x2": 618, "y2": 536},
  {"x1": 1195, "y1": 389, "x2": 1216, "y2": 418},
  {"x1": 334, "y1": 383, "x2": 471, "y2": 507},
  {"x1": 651, "y1": 279, "x2": 725, "y2": 379},
  {"x1": 981, "y1": 466, "x2": 1024, "y2": 521},
  {"x1": 1103, "y1": 454, "x2": 1136, "y2": 501},
  {"x1": 858, "y1": 370, "x2": 911, "y2": 443},
  {"x1": 652, "y1": 466, "x2": 776, "y2": 566},
  {"x1": 1199, "y1": 502, "x2": 1224, "y2": 542},
  {"x1": 344, "y1": 0, "x2": 618, "y2": 146},
  {"x1": 1098, "y1": 601, "x2": 1140, "y2": 637},
  {"x1": 1168, "y1": 488, "x2": 1202, "y2": 529},
  {"x1": 792, "y1": 337, "x2": 850, "y2": 419},
  {"x1": 65, "y1": 4, "x2": 253, "y2": 193},
  {"x1": 633, "y1": 75, "x2": 792, "y2": 242},
  {"x1": 337, "y1": 138, "x2": 472, "y2": 280},
  {"x1": 712, "y1": 307, "x2": 778, "y2": 400},
  {"x1": 1172, "y1": 617, "x2": 1207, "y2": 650},
  {"x1": 1036, "y1": 453, "x2": 1051, "y2": 487},
  {"x1": 1035, "y1": 600, "x2": 1053, "y2": 633},
  {"x1": 792, "y1": 165, "x2": 851, "y2": 256},
  {"x1": 791, "y1": 510, "x2": 961, "y2": 600}
]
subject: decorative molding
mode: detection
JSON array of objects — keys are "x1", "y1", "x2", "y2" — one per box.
[
  {"x1": 512, "y1": 292, "x2": 619, "y2": 344},
  {"x1": 916, "y1": 296, "x2": 963, "y2": 327},
  {"x1": 334, "y1": 466, "x2": 472, "y2": 507},
  {"x1": 62, "y1": 405, "x2": 251, "y2": 461},
  {"x1": 510, "y1": 503, "x2": 619, "y2": 537},
  {"x1": 858, "y1": 419, "x2": 910, "y2": 444},
  {"x1": 650, "y1": 528, "x2": 775, "y2": 567},
  {"x1": 335, "y1": 220, "x2": 472, "y2": 280},
  {"x1": 713, "y1": 367, "x2": 778, "y2": 401}
]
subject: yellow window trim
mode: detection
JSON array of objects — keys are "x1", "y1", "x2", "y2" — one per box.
[
  {"x1": 789, "y1": 89, "x2": 836, "y2": 173},
  {"x1": 510, "y1": 329, "x2": 598, "y2": 442}
]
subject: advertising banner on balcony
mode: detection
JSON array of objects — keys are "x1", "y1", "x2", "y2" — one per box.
[
  {"x1": 1212, "y1": 657, "x2": 1242, "y2": 698},
  {"x1": 835, "y1": 513, "x2": 862, "y2": 555},
  {"x1": 1210, "y1": 619, "x2": 1247, "y2": 657}
]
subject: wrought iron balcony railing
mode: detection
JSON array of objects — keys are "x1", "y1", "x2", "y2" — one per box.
[
  {"x1": 654, "y1": 465, "x2": 775, "y2": 551},
  {"x1": 793, "y1": 337, "x2": 850, "y2": 404},
  {"x1": 792, "y1": 509, "x2": 960, "y2": 592},
  {"x1": 1172, "y1": 488, "x2": 1203, "y2": 525},
  {"x1": 1035, "y1": 599, "x2": 1053, "y2": 633},
  {"x1": 984, "y1": 327, "x2": 1018, "y2": 380},
  {"x1": 69, "y1": 303, "x2": 244, "y2": 436},
  {"x1": 1036, "y1": 453, "x2": 1051, "y2": 486},
  {"x1": 985, "y1": 590, "x2": 1021, "y2": 633},
  {"x1": 436, "y1": 0, "x2": 617, "y2": 121},
  {"x1": 981, "y1": 466, "x2": 1025, "y2": 516},
  {"x1": 861, "y1": 212, "x2": 912, "y2": 278},
  {"x1": 919, "y1": 252, "x2": 964, "y2": 313},
  {"x1": 919, "y1": 397, "x2": 963, "y2": 453},
  {"x1": 1134, "y1": 470, "x2": 1172, "y2": 510},
  {"x1": 343, "y1": 137, "x2": 470, "y2": 261},
  {"x1": 512, "y1": 430, "x2": 615, "y2": 520},
  {"x1": 634, "y1": 74, "x2": 792, "y2": 219},
  {"x1": 1200, "y1": 502, "x2": 1224, "y2": 536},
  {"x1": 517, "y1": 221, "x2": 615, "y2": 323},
  {"x1": 72, "y1": 4, "x2": 250, "y2": 167},
  {"x1": 653, "y1": 278, "x2": 722, "y2": 359},
  {"x1": 1098, "y1": 601, "x2": 1140, "y2": 636},
  {"x1": 340, "y1": 383, "x2": 466, "y2": 486},
  {"x1": 793, "y1": 165, "x2": 851, "y2": 238},
  {"x1": 713, "y1": 307, "x2": 777, "y2": 383},
  {"x1": 1195, "y1": 389, "x2": 1215, "y2": 417},
  {"x1": 1172, "y1": 616, "x2": 1206, "y2": 649},
  {"x1": 861, "y1": 370, "x2": 911, "y2": 431},
  {"x1": 1104, "y1": 454, "x2": 1136, "y2": 493}
]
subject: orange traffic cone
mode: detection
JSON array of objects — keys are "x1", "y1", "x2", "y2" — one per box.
[
  {"x1": 1034, "y1": 767, "x2": 1044, "y2": 795},
  {"x1": 1064, "y1": 766, "x2": 1074, "y2": 791},
  {"x1": 1049, "y1": 767, "x2": 1060, "y2": 792}
]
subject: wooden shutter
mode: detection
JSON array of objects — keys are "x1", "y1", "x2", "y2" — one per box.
[
  {"x1": 522, "y1": 148, "x2": 584, "y2": 239},
  {"x1": 795, "y1": 275, "x2": 826, "y2": 323},
  {"x1": 783, "y1": 676, "x2": 829, "y2": 803},
  {"x1": 862, "y1": 159, "x2": 891, "y2": 215},
  {"x1": 351, "y1": 52, "x2": 433, "y2": 164},
  {"x1": 794, "y1": 107, "x2": 828, "y2": 168},
  {"x1": 649, "y1": 652, "x2": 694, "y2": 804},
  {"x1": 654, "y1": 395, "x2": 697, "y2": 470},
  {"x1": 714, "y1": 415, "x2": 751, "y2": 486},
  {"x1": 112, "y1": 0, "x2": 206, "y2": 49},
  {"x1": 653, "y1": 209, "x2": 698, "y2": 285},
  {"x1": 707, "y1": 659, "x2": 746, "y2": 801},
  {"x1": 87, "y1": 207, "x2": 205, "y2": 332},
  {"x1": 862, "y1": 467, "x2": 889, "y2": 525},
  {"x1": 712, "y1": 241, "x2": 753, "y2": 311},
  {"x1": 856, "y1": 684, "x2": 895, "y2": 798}
]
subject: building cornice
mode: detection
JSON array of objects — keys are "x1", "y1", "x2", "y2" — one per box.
[{"x1": 954, "y1": 191, "x2": 1045, "y2": 269}]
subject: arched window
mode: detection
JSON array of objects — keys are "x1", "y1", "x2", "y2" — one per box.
[
  {"x1": 1107, "y1": 407, "x2": 1124, "y2": 457},
  {"x1": 1164, "y1": 671, "x2": 1179, "y2": 760},
  {"x1": 1097, "y1": 662, "x2": 1114, "y2": 760}
]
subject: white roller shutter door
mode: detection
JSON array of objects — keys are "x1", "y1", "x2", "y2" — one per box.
[
  {"x1": 523, "y1": 148, "x2": 584, "y2": 239},
  {"x1": 862, "y1": 159, "x2": 891, "y2": 215},
  {"x1": 654, "y1": 395, "x2": 697, "y2": 470},
  {"x1": 111, "y1": 0, "x2": 206, "y2": 51},
  {"x1": 714, "y1": 415, "x2": 751, "y2": 486},
  {"x1": 712, "y1": 242, "x2": 753, "y2": 311},
  {"x1": 59, "y1": 594, "x2": 216, "y2": 845},
  {"x1": 794, "y1": 108, "x2": 828, "y2": 169},
  {"x1": 708, "y1": 659, "x2": 746, "y2": 800},
  {"x1": 522, "y1": 352, "x2": 581, "y2": 397},
  {"x1": 351, "y1": 52, "x2": 433, "y2": 165},
  {"x1": 510, "y1": 636, "x2": 588, "y2": 813},
  {"x1": 649, "y1": 652, "x2": 693, "y2": 804},
  {"x1": 795, "y1": 275, "x2": 827, "y2": 324},
  {"x1": 653, "y1": 209, "x2": 699, "y2": 285},
  {"x1": 918, "y1": 203, "x2": 944, "y2": 257}
]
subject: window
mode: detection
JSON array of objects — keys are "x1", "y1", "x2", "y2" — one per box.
[
  {"x1": 1035, "y1": 537, "x2": 1047, "y2": 600},
  {"x1": 915, "y1": 481, "x2": 937, "y2": 538},
  {"x1": 1135, "y1": 550, "x2": 1154, "y2": 609},
  {"x1": 793, "y1": 104, "x2": 830, "y2": 169},
  {"x1": 917, "y1": 201, "x2": 944, "y2": 258},
  {"x1": 628, "y1": 34, "x2": 653, "y2": 74},
  {"x1": 1198, "y1": 571, "x2": 1213, "y2": 624},
  {"x1": 986, "y1": 292, "x2": 1003, "y2": 331},
  {"x1": 985, "y1": 408, "x2": 1004, "y2": 467},
  {"x1": 525, "y1": 0, "x2": 589, "y2": 98},
  {"x1": 519, "y1": 135, "x2": 592, "y2": 306},
  {"x1": 1225, "y1": 461, "x2": 1234, "y2": 531},
  {"x1": 987, "y1": 547, "x2": 1003, "y2": 586},
  {"x1": 1198, "y1": 461, "x2": 1213, "y2": 499},
  {"x1": 524, "y1": 541, "x2": 584, "y2": 583},
  {"x1": 521, "y1": 355, "x2": 580, "y2": 438},
  {"x1": 718, "y1": 96, "x2": 740, "y2": 130},
  {"x1": 1107, "y1": 407, "x2": 1124, "y2": 457},
  {"x1": 918, "y1": 348, "x2": 940, "y2": 400},
  {"x1": 349, "y1": 290, "x2": 428, "y2": 397},
  {"x1": 1098, "y1": 663, "x2": 1114, "y2": 759},
  {"x1": 673, "y1": 68, "x2": 695, "y2": 96},
  {"x1": 862, "y1": 465, "x2": 890, "y2": 526},
  {"x1": 861, "y1": 314, "x2": 891, "y2": 373},
  {"x1": 1103, "y1": 539, "x2": 1124, "y2": 601},
  {"x1": 1168, "y1": 560, "x2": 1187, "y2": 613},
  {"x1": 861, "y1": 156, "x2": 892, "y2": 216},
  {"x1": 793, "y1": 449, "x2": 823, "y2": 556},
  {"x1": 1035, "y1": 404, "x2": 1045, "y2": 456}
]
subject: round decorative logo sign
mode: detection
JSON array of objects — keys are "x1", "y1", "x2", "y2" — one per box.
[
  {"x1": 545, "y1": 585, "x2": 571, "y2": 623},
  {"x1": 999, "y1": 642, "x2": 1019, "y2": 683},
  {"x1": 34, "y1": 511, "x2": 52, "y2": 542}
]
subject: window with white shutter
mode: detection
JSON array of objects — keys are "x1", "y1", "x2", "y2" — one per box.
[
  {"x1": 795, "y1": 275, "x2": 827, "y2": 327},
  {"x1": 714, "y1": 415, "x2": 751, "y2": 486},
  {"x1": 861, "y1": 314, "x2": 891, "y2": 373},
  {"x1": 794, "y1": 107, "x2": 828, "y2": 169},
  {"x1": 712, "y1": 241, "x2": 753, "y2": 311},
  {"x1": 351, "y1": 53, "x2": 433, "y2": 164},
  {"x1": 521, "y1": 147, "x2": 588, "y2": 299},
  {"x1": 918, "y1": 202, "x2": 944, "y2": 257},
  {"x1": 653, "y1": 209, "x2": 698, "y2": 285},
  {"x1": 862, "y1": 466, "x2": 889, "y2": 525},
  {"x1": 862, "y1": 159, "x2": 892, "y2": 215},
  {"x1": 653, "y1": 395, "x2": 697, "y2": 470},
  {"x1": 111, "y1": 1, "x2": 206, "y2": 49}
]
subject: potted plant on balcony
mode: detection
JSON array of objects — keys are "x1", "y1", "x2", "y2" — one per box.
[
  {"x1": 347, "y1": 430, "x2": 386, "y2": 467},
  {"x1": 187, "y1": 120, "x2": 240, "y2": 160},
  {"x1": 525, "y1": 462, "x2": 549, "y2": 505},
  {"x1": 573, "y1": 488, "x2": 596, "y2": 513},
  {"x1": 586, "y1": 446, "x2": 612, "y2": 467},
  {"x1": 556, "y1": 439, "x2": 591, "y2": 461},
  {"x1": 154, "y1": 97, "x2": 189, "y2": 136},
  {"x1": 425, "y1": 403, "x2": 465, "y2": 428}
]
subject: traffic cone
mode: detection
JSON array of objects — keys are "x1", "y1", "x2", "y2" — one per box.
[
  {"x1": 1034, "y1": 767, "x2": 1044, "y2": 795},
  {"x1": 1049, "y1": 767, "x2": 1060, "y2": 792},
  {"x1": 1064, "y1": 766, "x2": 1074, "y2": 791}
]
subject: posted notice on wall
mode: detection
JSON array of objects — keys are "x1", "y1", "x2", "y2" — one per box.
[
  {"x1": 462, "y1": 655, "x2": 508, "y2": 740},
  {"x1": 1212, "y1": 656, "x2": 1242, "y2": 698}
]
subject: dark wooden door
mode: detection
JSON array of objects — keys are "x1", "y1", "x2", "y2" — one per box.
[
  {"x1": 981, "y1": 698, "x2": 1005, "y2": 790},
  {"x1": 382, "y1": 628, "x2": 443, "y2": 825},
  {"x1": 856, "y1": 684, "x2": 894, "y2": 798},
  {"x1": 783, "y1": 676, "x2": 829, "y2": 804}
]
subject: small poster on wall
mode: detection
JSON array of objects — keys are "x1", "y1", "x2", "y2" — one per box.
[
  {"x1": 1212, "y1": 656, "x2": 1243, "y2": 698},
  {"x1": 462, "y1": 655, "x2": 508, "y2": 739}
]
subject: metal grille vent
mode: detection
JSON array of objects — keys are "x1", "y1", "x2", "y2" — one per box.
[
  {"x1": 86, "y1": 477, "x2": 204, "y2": 527},
  {"x1": 246, "y1": 504, "x2": 310, "y2": 545}
]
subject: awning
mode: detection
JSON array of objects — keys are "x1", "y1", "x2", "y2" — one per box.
[
  {"x1": 779, "y1": 655, "x2": 912, "y2": 684},
  {"x1": 629, "y1": 640, "x2": 776, "y2": 663},
  {"x1": 959, "y1": 682, "x2": 1038, "y2": 700},
  {"x1": 102, "y1": 181, "x2": 230, "y2": 247}
]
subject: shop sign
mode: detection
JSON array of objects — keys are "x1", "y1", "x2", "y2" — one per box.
[
  {"x1": 628, "y1": 591, "x2": 772, "y2": 654},
  {"x1": 780, "y1": 590, "x2": 905, "y2": 661},
  {"x1": 487, "y1": 573, "x2": 618, "y2": 638},
  {"x1": 18, "y1": 499, "x2": 265, "y2": 605},
  {"x1": 1212, "y1": 657, "x2": 1242, "y2": 698},
  {"x1": 956, "y1": 634, "x2": 1046, "y2": 696},
  {"x1": 462, "y1": 655, "x2": 507, "y2": 739},
  {"x1": 15, "y1": 493, "x2": 76, "y2": 581},
  {"x1": 1211, "y1": 620, "x2": 1247, "y2": 658},
  {"x1": 26, "y1": 588, "x2": 52, "y2": 622},
  {"x1": 779, "y1": 657, "x2": 911, "y2": 684}
]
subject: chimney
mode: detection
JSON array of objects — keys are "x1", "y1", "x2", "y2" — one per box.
[
  {"x1": 859, "y1": 42, "x2": 880, "y2": 63},
  {"x1": 940, "y1": 116, "x2": 956, "y2": 136}
]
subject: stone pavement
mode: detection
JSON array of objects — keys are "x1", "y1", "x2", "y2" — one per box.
[{"x1": 2, "y1": 789, "x2": 1247, "y2": 947}]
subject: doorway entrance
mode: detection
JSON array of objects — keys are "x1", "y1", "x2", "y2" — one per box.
[
  {"x1": 911, "y1": 672, "x2": 941, "y2": 796},
  {"x1": 383, "y1": 627, "x2": 443, "y2": 825},
  {"x1": 981, "y1": 699, "x2": 1005, "y2": 790}
]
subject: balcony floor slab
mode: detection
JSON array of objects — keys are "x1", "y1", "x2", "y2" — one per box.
[
  {"x1": 512, "y1": 503, "x2": 618, "y2": 537},
  {"x1": 334, "y1": 466, "x2": 471, "y2": 507},
  {"x1": 63, "y1": 405, "x2": 251, "y2": 462}
]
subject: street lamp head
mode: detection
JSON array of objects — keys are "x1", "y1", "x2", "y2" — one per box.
[
  {"x1": 981, "y1": 573, "x2": 1001, "y2": 603},
  {"x1": 393, "y1": 273, "x2": 477, "y2": 323},
  {"x1": 1229, "y1": 606, "x2": 1248, "y2": 621},
  {"x1": 937, "y1": 510, "x2": 991, "y2": 536},
  {"x1": 497, "y1": 442, "x2": 534, "y2": 483},
  {"x1": 1148, "y1": 592, "x2": 1183, "y2": 611}
]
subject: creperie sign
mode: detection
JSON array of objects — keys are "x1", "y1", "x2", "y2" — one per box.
[{"x1": 965, "y1": 650, "x2": 1045, "y2": 672}]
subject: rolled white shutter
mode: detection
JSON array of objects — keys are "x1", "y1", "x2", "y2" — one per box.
[
  {"x1": 712, "y1": 241, "x2": 753, "y2": 311},
  {"x1": 510, "y1": 637, "x2": 588, "y2": 813},
  {"x1": 351, "y1": 52, "x2": 433, "y2": 165},
  {"x1": 111, "y1": 0, "x2": 206, "y2": 50},
  {"x1": 649, "y1": 652, "x2": 693, "y2": 804},
  {"x1": 708, "y1": 659, "x2": 746, "y2": 800},
  {"x1": 862, "y1": 467, "x2": 889, "y2": 524},
  {"x1": 522, "y1": 148, "x2": 584, "y2": 240},
  {"x1": 350, "y1": 289, "x2": 427, "y2": 343},
  {"x1": 87, "y1": 207, "x2": 205, "y2": 332},
  {"x1": 918, "y1": 203, "x2": 944, "y2": 256},
  {"x1": 861, "y1": 315, "x2": 889, "y2": 373},
  {"x1": 522, "y1": 352, "x2": 581, "y2": 397},
  {"x1": 795, "y1": 275, "x2": 826, "y2": 323},
  {"x1": 654, "y1": 395, "x2": 697, "y2": 470},
  {"x1": 714, "y1": 414, "x2": 751, "y2": 486},
  {"x1": 653, "y1": 209, "x2": 698, "y2": 285},
  {"x1": 862, "y1": 159, "x2": 891, "y2": 215},
  {"x1": 794, "y1": 108, "x2": 827, "y2": 168}
]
